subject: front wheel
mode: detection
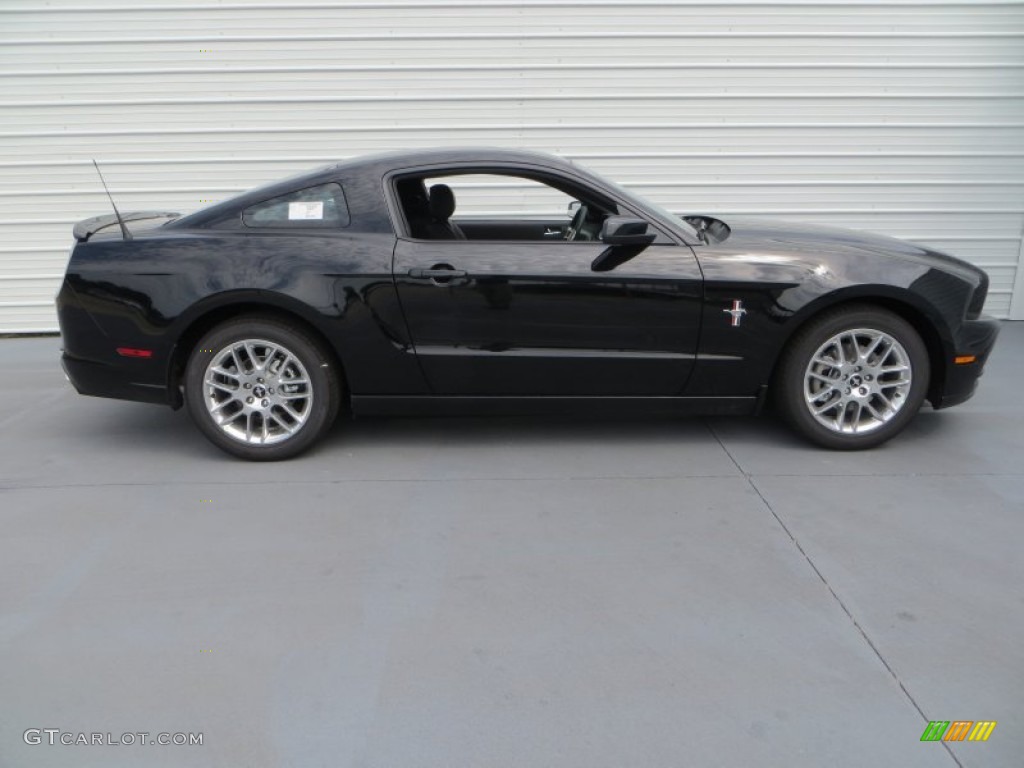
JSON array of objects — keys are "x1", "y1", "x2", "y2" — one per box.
[
  {"x1": 184, "y1": 317, "x2": 341, "y2": 460},
  {"x1": 775, "y1": 305, "x2": 930, "y2": 450}
]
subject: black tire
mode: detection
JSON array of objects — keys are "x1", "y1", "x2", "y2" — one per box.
[
  {"x1": 184, "y1": 316, "x2": 341, "y2": 460},
  {"x1": 775, "y1": 304, "x2": 930, "y2": 450}
]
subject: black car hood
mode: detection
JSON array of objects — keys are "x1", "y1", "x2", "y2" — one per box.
[{"x1": 711, "y1": 215, "x2": 984, "y2": 283}]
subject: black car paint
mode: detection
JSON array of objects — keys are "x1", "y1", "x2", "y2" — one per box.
[
  {"x1": 392, "y1": 237, "x2": 703, "y2": 396},
  {"x1": 57, "y1": 148, "x2": 998, "y2": 419}
]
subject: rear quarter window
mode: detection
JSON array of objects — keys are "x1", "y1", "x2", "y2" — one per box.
[{"x1": 242, "y1": 182, "x2": 350, "y2": 229}]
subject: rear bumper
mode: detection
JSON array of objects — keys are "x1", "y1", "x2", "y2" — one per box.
[
  {"x1": 62, "y1": 352, "x2": 171, "y2": 406},
  {"x1": 58, "y1": 277, "x2": 174, "y2": 407},
  {"x1": 932, "y1": 315, "x2": 1001, "y2": 409}
]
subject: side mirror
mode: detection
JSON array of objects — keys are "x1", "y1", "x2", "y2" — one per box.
[
  {"x1": 592, "y1": 217, "x2": 656, "y2": 272},
  {"x1": 600, "y1": 216, "x2": 656, "y2": 247}
]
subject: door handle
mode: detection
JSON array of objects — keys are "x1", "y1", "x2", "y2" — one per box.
[{"x1": 408, "y1": 264, "x2": 467, "y2": 281}]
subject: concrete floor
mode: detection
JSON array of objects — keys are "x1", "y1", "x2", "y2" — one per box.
[{"x1": 0, "y1": 325, "x2": 1021, "y2": 768}]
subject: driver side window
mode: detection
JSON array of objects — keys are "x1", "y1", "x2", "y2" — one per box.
[{"x1": 395, "y1": 172, "x2": 614, "y2": 242}]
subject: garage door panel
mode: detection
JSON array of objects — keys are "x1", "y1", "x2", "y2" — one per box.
[{"x1": 0, "y1": 1, "x2": 1021, "y2": 329}]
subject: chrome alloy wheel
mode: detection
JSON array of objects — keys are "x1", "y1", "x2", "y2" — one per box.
[
  {"x1": 202, "y1": 338, "x2": 313, "y2": 445},
  {"x1": 803, "y1": 328, "x2": 913, "y2": 435}
]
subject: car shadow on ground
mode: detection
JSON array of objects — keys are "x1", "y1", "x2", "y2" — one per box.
[{"x1": 57, "y1": 394, "x2": 960, "y2": 470}]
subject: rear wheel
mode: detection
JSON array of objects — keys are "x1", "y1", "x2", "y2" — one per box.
[
  {"x1": 184, "y1": 317, "x2": 340, "y2": 460},
  {"x1": 775, "y1": 305, "x2": 929, "y2": 449}
]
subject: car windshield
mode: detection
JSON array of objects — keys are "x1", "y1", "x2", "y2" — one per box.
[{"x1": 569, "y1": 161, "x2": 702, "y2": 242}]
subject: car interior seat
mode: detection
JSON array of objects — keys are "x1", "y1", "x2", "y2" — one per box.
[
  {"x1": 397, "y1": 178, "x2": 432, "y2": 239},
  {"x1": 425, "y1": 184, "x2": 467, "y2": 240}
]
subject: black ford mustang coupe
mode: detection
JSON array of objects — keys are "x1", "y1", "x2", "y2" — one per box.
[{"x1": 58, "y1": 148, "x2": 999, "y2": 460}]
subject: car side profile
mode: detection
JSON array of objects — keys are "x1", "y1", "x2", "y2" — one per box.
[{"x1": 57, "y1": 148, "x2": 1000, "y2": 460}]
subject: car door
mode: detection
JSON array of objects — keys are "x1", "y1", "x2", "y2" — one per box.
[{"x1": 392, "y1": 236, "x2": 704, "y2": 396}]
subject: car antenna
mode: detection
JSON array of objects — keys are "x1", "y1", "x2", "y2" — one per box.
[{"x1": 91, "y1": 159, "x2": 132, "y2": 240}]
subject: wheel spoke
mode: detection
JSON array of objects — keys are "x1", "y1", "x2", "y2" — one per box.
[
  {"x1": 811, "y1": 391, "x2": 835, "y2": 409},
  {"x1": 269, "y1": 411, "x2": 297, "y2": 435},
  {"x1": 210, "y1": 398, "x2": 235, "y2": 413},
  {"x1": 832, "y1": 338, "x2": 844, "y2": 365},
  {"x1": 864, "y1": 400, "x2": 885, "y2": 421},
  {"x1": 833, "y1": 403, "x2": 847, "y2": 431},
  {"x1": 862, "y1": 334, "x2": 886, "y2": 363},
  {"x1": 849, "y1": 402, "x2": 864, "y2": 432},
  {"x1": 808, "y1": 389, "x2": 834, "y2": 405},
  {"x1": 881, "y1": 376, "x2": 912, "y2": 388},
  {"x1": 813, "y1": 354, "x2": 836, "y2": 369},
  {"x1": 279, "y1": 402, "x2": 303, "y2": 422},
  {"x1": 253, "y1": 346, "x2": 265, "y2": 371},
  {"x1": 210, "y1": 365, "x2": 239, "y2": 380},
  {"x1": 229, "y1": 348, "x2": 246, "y2": 375},
  {"x1": 206, "y1": 378, "x2": 236, "y2": 393},
  {"x1": 813, "y1": 396, "x2": 840, "y2": 415}
]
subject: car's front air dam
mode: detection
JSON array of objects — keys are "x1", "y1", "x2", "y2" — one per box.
[{"x1": 933, "y1": 316, "x2": 1001, "y2": 409}]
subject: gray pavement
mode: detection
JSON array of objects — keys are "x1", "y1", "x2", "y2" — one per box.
[{"x1": 1, "y1": 324, "x2": 1021, "y2": 768}]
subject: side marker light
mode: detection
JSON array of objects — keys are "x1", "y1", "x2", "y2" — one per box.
[{"x1": 116, "y1": 347, "x2": 154, "y2": 358}]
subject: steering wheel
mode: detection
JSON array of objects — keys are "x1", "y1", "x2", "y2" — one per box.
[{"x1": 564, "y1": 204, "x2": 589, "y2": 241}]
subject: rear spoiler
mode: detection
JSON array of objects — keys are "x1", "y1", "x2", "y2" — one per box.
[{"x1": 73, "y1": 211, "x2": 180, "y2": 243}]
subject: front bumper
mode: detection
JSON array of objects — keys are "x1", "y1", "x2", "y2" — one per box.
[{"x1": 932, "y1": 315, "x2": 1001, "y2": 409}]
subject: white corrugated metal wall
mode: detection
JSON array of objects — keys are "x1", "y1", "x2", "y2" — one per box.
[{"x1": 2, "y1": 0, "x2": 1023, "y2": 332}]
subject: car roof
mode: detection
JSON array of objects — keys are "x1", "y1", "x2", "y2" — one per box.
[
  {"x1": 170, "y1": 147, "x2": 574, "y2": 228},
  {"x1": 330, "y1": 146, "x2": 572, "y2": 173}
]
